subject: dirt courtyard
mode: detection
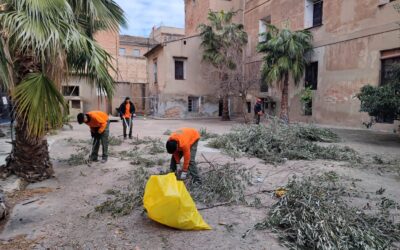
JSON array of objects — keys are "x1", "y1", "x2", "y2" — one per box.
[{"x1": 0, "y1": 119, "x2": 399, "y2": 249}]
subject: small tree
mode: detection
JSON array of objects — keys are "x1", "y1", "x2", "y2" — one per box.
[
  {"x1": 257, "y1": 25, "x2": 313, "y2": 123},
  {"x1": 199, "y1": 10, "x2": 248, "y2": 121},
  {"x1": 356, "y1": 63, "x2": 400, "y2": 125}
]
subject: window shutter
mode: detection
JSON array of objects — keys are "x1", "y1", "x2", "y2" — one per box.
[{"x1": 313, "y1": 1, "x2": 323, "y2": 26}]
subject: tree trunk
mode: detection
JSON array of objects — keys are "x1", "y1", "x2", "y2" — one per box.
[
  {"x1": 240, "y1": 94, "x2": 250, "y2": 123},
  {"x1": 279, "y1": 73, "x2": 289, "y2": 123},
  {"x1": 222, "y1": 94, "x2": 230, "y2": 121},
  {"x1": 5, "y1": 121, "x2": 54, "y2": 182}
]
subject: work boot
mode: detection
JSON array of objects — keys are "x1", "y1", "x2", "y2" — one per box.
[
  {"x1": 101, "y1": 158, "x2": 108, "y2": 163},
  {"x1": 129, "y1": 135, "x2": 133, "y2": 139}
]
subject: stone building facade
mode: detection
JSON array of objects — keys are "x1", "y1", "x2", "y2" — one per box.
[
  {"x1": 146, "y1": 0, "x2": 400, "y2": 131},
  {"x1": 145, "y1": 0, "x2": 244, "y2": 119},
  {"x1": 243, "y1": 0, "x2": 400, "y2": 131}
]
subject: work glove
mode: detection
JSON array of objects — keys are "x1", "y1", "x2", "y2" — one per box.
[
  {"x1": 176, "y1": 164, "x2": 182, "y2": 172},
  {"x1": 133, "y1": 114, "x2": 137, "y2": 118},
  {"x1": 179, "y1": 171, "x2": 187, "y2": 180}
]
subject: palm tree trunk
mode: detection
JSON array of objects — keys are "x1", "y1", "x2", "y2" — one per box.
[
  {"x1": 222, "y1": 94, "x2": 230, "y2": 121},
  {"x1": 279, "y1": 73, "x2": 289, "y2": 123},
  {"x1": 5, "y1": 120, "x2": 54, "y2": 182}
]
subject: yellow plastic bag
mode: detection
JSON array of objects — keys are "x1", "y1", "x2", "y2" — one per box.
[{"x1": 143, "y1": 173, "x2": 211, "y2": 230}]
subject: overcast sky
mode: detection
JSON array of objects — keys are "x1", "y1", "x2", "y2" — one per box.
[{"x1": 115, "y1": 0, "x2": 185, "y2": 37}]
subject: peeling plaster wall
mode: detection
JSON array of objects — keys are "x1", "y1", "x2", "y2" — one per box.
[
  {"x1": 244, "y1": 0, "x2": 400, "y2": 131},
  {"x1": 146, "y1": 36, "x2": 220, "y2": 118}
]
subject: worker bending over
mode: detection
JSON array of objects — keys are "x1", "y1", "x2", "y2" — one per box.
[
  {"x1": 166, "y1": 128, "x2": 201, "y2": 184},
  {"x1": 77, "y1": 111, "x2": 110, "y2": 163}
]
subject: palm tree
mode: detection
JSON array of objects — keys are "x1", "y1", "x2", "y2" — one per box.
[
  {"x1": 199, "y1": 10, "x2": 248, "y2": 121},
  {"x1": 258, "y1": 25, "x2": 313, "y2": 123},
  {"x1": 0, "y1": 0, "x2": 126, "y2": 182}
]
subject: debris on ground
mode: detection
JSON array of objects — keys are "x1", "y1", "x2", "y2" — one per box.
[
  {"x1": 295, "y1": 125, "x2": 340, "y2": 143},
  {"x1": 119, "y1": 150, "x2": 165, "y2": 168},
  {"x1": 208, "y1": 122, "x2": 359, "y2": 163},
  {"x1": 131, "y1": 136, "x2": 162, "y2": 146},
  {"x1": 1, "y1": 188, "x2": 54, "y2": 231},
  {"x1": 64, "y1": 138, "x2": 90, "y2": 145},
  {"x1": 144, "y1": 138, "x2": 164, "y2": 154},
  {"x1": 0, "y1": 235, "x2": 45, "y2": 250},
  {"x1": 108, "y1": 136, "x2": 123, "y2": 146},
  {"x1": 199, "y1": 128, "x2": 219, "y2": 140},
  {"x1": 252, "y1": 173, "x2": 400, "y2": 249},
  {"x1": 163, "y1": 129, "x2": 172, "y2": 135},
  {"x1": 95, "y1": 167, "x2": 150, "y2": 217},
  {"x1": 63, "y1": 146, "x2": 90, "y2": 166},
  {"x1": 187, "y1": 157, "x2": 253, "y2": 205}
]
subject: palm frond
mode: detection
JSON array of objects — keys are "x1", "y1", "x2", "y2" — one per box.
[
  {"x1": 66, "y1": 30, "x2": 115, "y2": 97},
  {"x1": 258, "y1": 24, "x2": 313, "y2": 86},
  {"x1": 0, "y1": 0, "x2": 73, "y2": 59},
  {"x1": 68, "y1": 0, "x2": 126, "y2": 35},
  {"x1": 13, "y1": 73, "x2": 67, "y2": 137}
]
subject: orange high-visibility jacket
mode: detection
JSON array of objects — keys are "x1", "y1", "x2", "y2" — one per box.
[
  {"x1": 168, "y1": 128, "x2": 200, "y2": 171},
  {"x1": 123, "y1": 103, "x2": 131, "y2": 118},
  {"x1": 85, "y1": 111, "x2": 109, "y2": 134}
]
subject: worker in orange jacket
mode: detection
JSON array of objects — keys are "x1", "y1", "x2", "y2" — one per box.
[
  {"x1": 77, "y1": 111, "x2": 110, "y2": 163},
  {"x1": 166, "y1": 128, "x2": 201, "y2": 184},
  {"x1": 118, "y1": 97, "x2": 136, "y2": 139}
]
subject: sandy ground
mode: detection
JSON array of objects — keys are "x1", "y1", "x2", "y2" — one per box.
[{"x1": 0, "y1": 119, "x2": 399, "y2": 250}]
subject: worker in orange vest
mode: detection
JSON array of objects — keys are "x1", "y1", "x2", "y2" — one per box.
[
  {"x1": 166, "y1": 128, "x2": 201, "y2": 184},
  {"x1": 77, "y1": 111, "x2": 110, "y2": 163},
  {"x1": 118, "y1": 97, "x2": 136, "y2": 139}
]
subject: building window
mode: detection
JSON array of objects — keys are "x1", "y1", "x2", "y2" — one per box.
[
  {"x1": 305, "y1": 62, "x2": 318, "y2": 90},
  {"x1": 133, "y1": 49, "x2": 140, "y2": 57},
  {"x1": 119, "y1": 48, "x2": 126, "y2": 56},
  {"x1": 153, "y1": 60, "x2": 158, "y2": 83},
  {"x1": 304, "y1": 101, "x2": 313, "y2": 116},
  {"x1": 175, "y1": 59, "x2": 185, "y2": 80},
  {"x1": 188, "y1": 96, "x2": 199, "y2": 112},
  {"x1": 305, "y1": 0, "x2": 323, "y2": 28},
  {"x1": 62, "y1": 86, "x2": 79, "y2": 96},
  {"x1": 260, "y1": 80, "x2": 269, "y2": 93},
  {"x1": 71, "y1": 100, "x2": 81, "y2": 109},
  {"x1": 259, "y1": 16, "x2": 271, "y2": 42},
  {"x1": 381, "y1": 56, "x2": 400, "y2": 86}
]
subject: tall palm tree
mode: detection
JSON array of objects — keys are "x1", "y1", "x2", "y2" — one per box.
[
  {"x1": 0, "y1": 0, "x2": 126, "y2": 182},
  {"x1": 199, "y1": 10, "x2": 248, "y2": 121},
  {"x1": 258, "y1": 25, "x2": 313, "y2": 123}
]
